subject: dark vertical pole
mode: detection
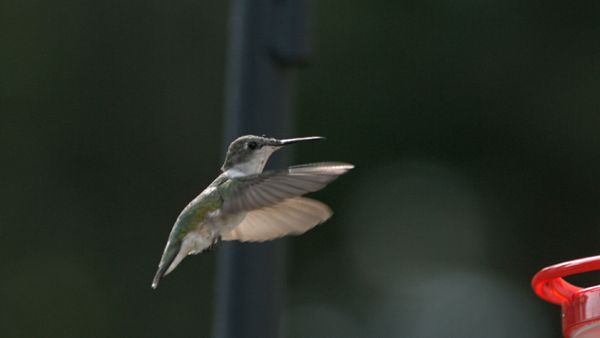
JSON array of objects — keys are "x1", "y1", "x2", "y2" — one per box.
[{"x1": 213, "y1": 1, "x2": 312, "y2": 338}]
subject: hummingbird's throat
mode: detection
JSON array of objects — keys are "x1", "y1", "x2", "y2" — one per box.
[{"x1": 225, "y1": 147, "x2": 277, "y2": 177}]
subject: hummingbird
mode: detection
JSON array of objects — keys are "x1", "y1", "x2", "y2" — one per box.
[{"x1": 151, "y1": 135, "x2": 353, "y2": 289}]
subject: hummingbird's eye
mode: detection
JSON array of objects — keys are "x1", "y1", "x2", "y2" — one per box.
[{"x1": 247, "y1": 141, "x2": 258, "y2": 150}]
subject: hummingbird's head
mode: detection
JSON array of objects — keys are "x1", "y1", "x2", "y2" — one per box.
[{"x1": 221, "y1": 135, "x2": 324, "y2": 175}]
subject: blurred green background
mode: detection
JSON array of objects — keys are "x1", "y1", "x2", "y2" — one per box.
[{"x1": 3, "y1": 0, "x2": 600, "y2": 337}]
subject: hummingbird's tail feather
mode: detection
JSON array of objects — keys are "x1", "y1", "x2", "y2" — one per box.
[
  {"x1": 152, "y1": 240, "x2": 180, "y2": 289},
  {"x1": 163, "y1": 246, "x2": 189, "y2": 276},
  {"x1": 152, "y1": 234, "x2": 213, "y2": 288},
  {"x1": 151, "y1": 269, "x2": 165, "y2": 290}
]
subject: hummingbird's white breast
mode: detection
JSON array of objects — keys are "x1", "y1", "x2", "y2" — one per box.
[
  {"x1": 166, "y1": 209, "x2": 247, "y2": 275},
  {"x1": 205, "y1": 208, "x2": 247, "y2": 234}
]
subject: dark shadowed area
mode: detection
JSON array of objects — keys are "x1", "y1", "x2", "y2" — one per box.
[{"x1": 3, "y1": 0, "x2": 600, "y2": 337}]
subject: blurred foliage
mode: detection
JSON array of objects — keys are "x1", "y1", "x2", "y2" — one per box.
[{"x1": 3, "y1": 0, "x2": 600, "y2": 337}]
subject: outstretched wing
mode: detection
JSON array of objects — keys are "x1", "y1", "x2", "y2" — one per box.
[
  {"x1": 221, "y1": 197, "x2": 332, "y2": 242},
  {"x1": 219, "y1": 162, "x2": 353, "y2": 214}
]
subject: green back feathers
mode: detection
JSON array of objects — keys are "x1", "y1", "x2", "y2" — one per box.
[{"x1": 170, "y1": 187, "x2": 223, "y2": 241}]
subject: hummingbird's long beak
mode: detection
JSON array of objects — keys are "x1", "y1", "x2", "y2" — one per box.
[{"x1": 272, "y1": 136, "x2": 325, "y2": 147}]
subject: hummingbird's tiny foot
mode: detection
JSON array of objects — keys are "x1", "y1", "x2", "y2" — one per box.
[{"x1": 207, "y1": 236, "x2": 221, "y2": 252}]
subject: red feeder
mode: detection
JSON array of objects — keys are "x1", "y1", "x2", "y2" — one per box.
[{"x1": 532, "y1": 255, "x2": 600, "y2": 338}]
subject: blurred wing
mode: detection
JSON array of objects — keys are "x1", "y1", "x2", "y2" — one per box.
[
  {"x1": 221, "y1": 162, "x2": 353, "y2": 214},
  {"x1": 221, "y1": 197, "x2": 332, "y2": 242}
]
